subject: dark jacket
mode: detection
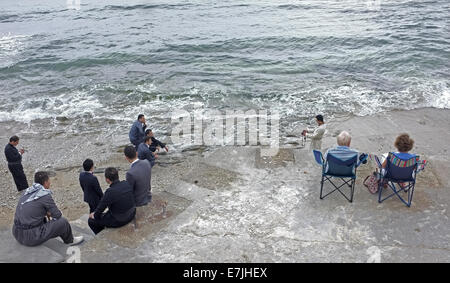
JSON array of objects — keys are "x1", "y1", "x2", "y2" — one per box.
[
  {"x1": 149, "y1": 137, "x2": 166, "y2": 152},
  {"x1": 137, "y1": 143, "x2": 155, "y2": 167},
  {"x1": 94, "y1": 180, "x2": 136, "y2": 222},
  {"x1": 126, "y1": 159, "x2": 152, "y2": 207},
  {"x1": 79, "y1": 172, "x2": 104, "y2": 204},
  {"x1": 129, "y1": 121, "x2": 147, "y2": 146},
  {"x1": 5, "y1": 143, "x2": 22, "y2": 164}
]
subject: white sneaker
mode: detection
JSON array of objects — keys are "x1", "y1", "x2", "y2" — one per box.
[{"x1": 69, "y1": 236, "x2": 84, "y2": 246}]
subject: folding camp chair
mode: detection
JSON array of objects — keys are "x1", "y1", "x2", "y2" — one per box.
[
  {"x1": 376, "y1": 152, "x2": 426, "y2": 207},
  {"x1": 313, "y1": 150, "x2": 367, "y2": 202}
]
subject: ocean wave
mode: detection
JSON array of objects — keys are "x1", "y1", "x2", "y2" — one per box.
[
  {"x1": 0, "y1": 79, "x2": 448, "y2": 143},
  {"x1": 0, "y1": 34, "x2": 31, "y2": 68},
  {"x1": 0, "y1": 52, "x2": 143, "y2": 73},
  {"x1": 98, "y1": 3, "x2": 195, "y2": 12},
  {"x1": 0, "y1": 90, "x2": 104, "y2": 123},
  {"x1": 161, "y1": 35, "x2": 397, "y2": 54},
  {"x1": 276, "y1": 4, "x2": 317, "y2": 10},
  {"x1": 0, "y1": 14, "x2": 19, "y2": 23}
]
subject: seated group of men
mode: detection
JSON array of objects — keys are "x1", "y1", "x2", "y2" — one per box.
[
  {"x1": 129, "y1": 114, "x2": 168, "y2": 167},
  {"x1": 11, "y1": 114, "x2": 167, "y2": 247}
]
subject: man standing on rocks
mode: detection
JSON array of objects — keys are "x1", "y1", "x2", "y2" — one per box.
[
  {"x1": 88, "y1": 167, "x2": 136, "y2": 235},
  {"x1": 302, "y1": 114, "x2": 327, "y2": 150},
  {"x1": 129, "y1": 114, "x2": 147, "y2": 150},
  {"x1": 79, "y1": 159, "x2": 104, "y2": 213},
  {"x1": 4, "y1": 135, "x2": 29, "y2": 191},
  {"x1": 12, "y1": 171, "x2": 84, "y2": 247},
  {"x1": 124, "y1": 146, "x2": 152, "y2": 206}
]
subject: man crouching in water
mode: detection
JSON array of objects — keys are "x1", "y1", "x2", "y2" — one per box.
[{"x1": 12, "y1": 171, "x2": 84, "y2": 247}]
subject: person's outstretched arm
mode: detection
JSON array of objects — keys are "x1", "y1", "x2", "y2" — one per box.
[{"x1": 307, "y1": 127, "x2": 325, "y2": 140}]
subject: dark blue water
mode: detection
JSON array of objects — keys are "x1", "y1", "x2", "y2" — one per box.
[{"x1": 0, "y1": 0, "x2": 449, "y2": 140}]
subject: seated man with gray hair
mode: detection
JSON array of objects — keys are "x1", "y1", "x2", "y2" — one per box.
[{"x1": 324, "y1": 131, "x2": 359, "y2": 161}]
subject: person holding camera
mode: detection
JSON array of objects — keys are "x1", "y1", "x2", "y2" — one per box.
[
  {"x1": 302, "y1": 115, "x2": 326, "y2": 150},
  {"x1": 4, "y1": 135, "x2": 29, "y2": 191}
]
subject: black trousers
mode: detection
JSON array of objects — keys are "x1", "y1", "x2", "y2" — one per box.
[
  {"x1": 87, "y1": 199, "x2": 101, "y2": 214},
  {"x1": 88, "y1": 210, "x2": 136, "y2": 235},
  {"x1": 8, "y1": 163, "x2": 29, "y2": 191}
]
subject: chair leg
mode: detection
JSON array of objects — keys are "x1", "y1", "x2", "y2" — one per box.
[
  {"x1": 350, "y1": 180, "x2": 355, "y2": 203},
  {"x1": 320, "y1": 175, "x2": 324, "y2": 200},
  {"x1": 378, "y1": 179, "x2": 383, "y2": 203},
  {"x1": 407, "y1": 182, "x2": 415, "y2": 207}
]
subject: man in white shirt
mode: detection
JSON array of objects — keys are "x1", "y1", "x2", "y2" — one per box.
[{"x1": 302, "y1": 115, "x2": 326, "y2": 150}]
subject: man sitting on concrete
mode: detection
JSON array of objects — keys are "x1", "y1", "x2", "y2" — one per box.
[
  {"x1": 138, "y1": 136, "x2": 157, "y2": 167},
  {"x1": 124, "y1": 146, "x2": 152, "y2": 206},
  {"x1": 12, "y1": 172, "x2": 84, "y2": 247},
  {"x1": 145, "y1": 129, "x2": 169, "y2": 153},
  {"x1": 88, "y1": 167, "x2": 136, "y2": 235}
]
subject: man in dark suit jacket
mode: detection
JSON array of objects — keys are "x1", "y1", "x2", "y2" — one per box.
[
  {"x1": 4, "y1": 135, "x2": 29, "y2": 191},
  {"x1": 129, "y1": 114, "x2": 147, "y2": 150},
  {"x1": 124, "y1": 146, "x2": 152, "y2": 207},
  {"x1": 79, "y1": 159, "x2": 103, "y2": 213},
  {"x1": 88, "y1": 167, "x2": 136, "y2": 235},
  {"x1": 137, "y1": 137, "x2": 157, "y2": 167}
]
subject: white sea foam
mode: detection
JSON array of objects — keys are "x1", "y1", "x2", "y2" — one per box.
[
  {"x1": 0, "y1": 90, "x2": 104, "y2": 123},
  {"x1": 429, "y1": 84, "x2": 450, "y2": 109},
  {"x1": 1, "y1": 79, "x2": 448, "y2": 139}
]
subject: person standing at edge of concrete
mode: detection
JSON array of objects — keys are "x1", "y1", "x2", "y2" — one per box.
[
  {"x1": 79, "y1": 159, "x2": 104, "y2": 213},
  {"x1": 88, "y1": 167, "x2": 136, "y2": 235},
  {"x1": 12, "y1": 171, "x2": 84, "y2": 247},
  {"x1": 129, "y1": 114, "x2": 147, "y2": 150},
  {"x1": 124, "y1": 145, "x2": 152, "y2": 206},
  {"x1": 4, "y1": 135, "x2": 29, "y2": 191},
  {"x1": 302, "y1": 114, "x2": 327, "y2": 150},
  {"x1": 138, "y1": 136, "x2": 157, "y2": 168}
]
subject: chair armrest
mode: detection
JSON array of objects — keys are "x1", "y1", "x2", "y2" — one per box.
[
  {"x1": 313, "y1": 150, "x2": 324, "y2": 166},
  {"x1": 371, "y1": 154, "x2": 383, "y2": 169},
  {"x1": 356, "y1": 153, "x2": 368, "y2": 168},
  {"x1": 417, "y1": 160, "x2": 427, "y2": 173}
]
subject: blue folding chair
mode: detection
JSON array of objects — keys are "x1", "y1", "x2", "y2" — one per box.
[
  {"x1": 377, "y1": 152, "x2": 425, "y2": 207},
  {"x1": 313, "y1": 150, "x2": 367, "y2": 202}
]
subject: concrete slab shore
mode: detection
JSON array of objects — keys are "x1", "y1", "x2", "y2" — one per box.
[{"x1": 0, "y1": 108, "x2": 449, "y2": 262}]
